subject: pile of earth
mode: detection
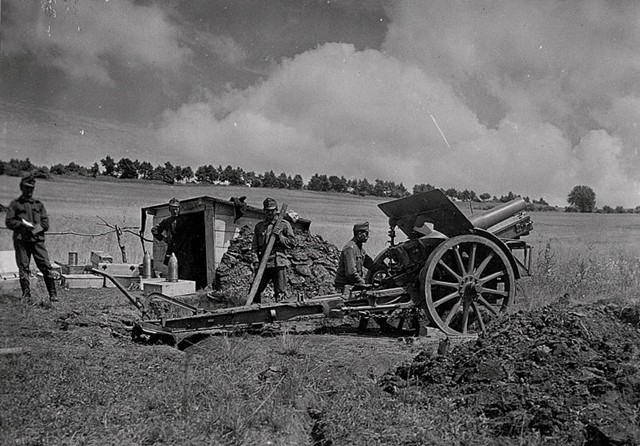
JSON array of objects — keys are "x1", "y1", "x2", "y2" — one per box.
[
  {"x1": 212, "y1": 225, "x2": 341, "y2": 302},
  {"x1": 381, "y1": 300, "x2": 640, "y2": 445}
]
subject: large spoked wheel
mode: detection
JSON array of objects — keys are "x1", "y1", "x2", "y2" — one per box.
[{"x1": 420, "y1": 234, "x2": 515, "y2": 336}]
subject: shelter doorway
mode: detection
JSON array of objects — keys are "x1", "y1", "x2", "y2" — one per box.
[{"x1": 175, "y1": 211, "x2": 207, "y2": 289}]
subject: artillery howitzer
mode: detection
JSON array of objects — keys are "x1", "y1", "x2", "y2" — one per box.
[
  {"x1": 107, "y1": 189, "x2": 532, "y2": 346},
  {"x1": 365, "y1": 189, "x2": 532, "y2": 335}
]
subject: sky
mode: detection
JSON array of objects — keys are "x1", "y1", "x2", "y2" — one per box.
[{"x1": 2, "y1": 0, "x2": 640, "y2": 207}]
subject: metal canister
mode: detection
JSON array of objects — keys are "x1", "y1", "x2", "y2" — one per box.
[
  {"x1": 68, "y1": 252, "x2": 78, "y2": 266},
  {"x1": 142, "y1": 252, "x2": 152, "y2": 279},
  {"x1": 166, "y1": 253, "x2": 179, "y2": 282}
]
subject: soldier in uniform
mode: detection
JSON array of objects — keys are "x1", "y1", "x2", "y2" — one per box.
[
  {"x1": 5, "y1": 174, "x2": 58, "y2": 303},
  {"x1": 151, "y1": 198, "x2": 193, "y2": 280},
  {"x1": 251, "y1": 198, "x2": 296, "y2": 303},
  {"x1": 334, "y1": 222, "x2": 375, "y2": 294}
]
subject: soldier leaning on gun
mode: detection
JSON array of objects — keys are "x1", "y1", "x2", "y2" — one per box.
[
  {"x1": 334, "y1": 221, "x2": 375, "y2": 295},
  {"x1": 5, "y1": 173, "x2": 58, "y2": 304},
  {"x1": 251, "y1": 198, "x2": 296, "y2": 303}
]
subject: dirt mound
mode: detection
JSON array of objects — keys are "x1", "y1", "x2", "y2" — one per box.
[
  {"x1": 213, "y1": 226, "x2": 341, "y2": 302},
  {"x1": 382, "y1": 301, "x2": 640, "y2": 445}
]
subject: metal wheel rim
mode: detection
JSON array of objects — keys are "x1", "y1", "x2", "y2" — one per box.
[{"x1": 421, "y1": 234, "x2": 515, "y2": 336}]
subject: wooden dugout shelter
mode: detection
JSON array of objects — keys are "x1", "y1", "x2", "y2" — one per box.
[{"x1": 140, "y1": 196, "x2": 310, "y2": 289}]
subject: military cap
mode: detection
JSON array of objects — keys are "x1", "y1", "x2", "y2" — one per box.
[
  {"x1": 168, "y1": 198, "x2": 180, "y2": 208},
  {"x1": 353, "y1": 222, "x2": 369, "y2": 233},
  {"x1": 263, "y1": 197, "x2": 278, "y2": 210},
  {"x1": 20, "y1": 173, "x2": 36, "y2": 188}
]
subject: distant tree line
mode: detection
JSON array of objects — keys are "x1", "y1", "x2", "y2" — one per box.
[
  {"x1": 413, "y1": 183, "x2": 549, "y2": 207},
  {"x1": 2, "y1": 156, "x2": 416, "y2": 199},
  {"x1": 0, "y1": 156, "x2": 551, "y2": 206}
]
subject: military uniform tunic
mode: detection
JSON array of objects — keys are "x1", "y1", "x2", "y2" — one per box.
[
  {"x1": 5, "y1": 195, "x2": 55, "y2": 293},
  {"x1": 334, "y1": 238, "x2": 375, "y2": 288},
  {"x1": 251, "y1": 217, "x2": 296, "y2": 302}
]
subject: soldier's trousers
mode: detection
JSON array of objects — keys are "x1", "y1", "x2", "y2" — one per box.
[
  {"x1": 254, "y1": 267, "x2": 286, "y2": 303},
  {"x1": 14, "y1": 239, "x2": 56, "y2": 298}
]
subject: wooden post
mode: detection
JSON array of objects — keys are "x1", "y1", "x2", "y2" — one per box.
[
  {"x1": 204, "y1": 204, "x2": 216, "y2": 288},
  {"x1": 245, "y1": 203, "x2": 288, "y2": 306}
]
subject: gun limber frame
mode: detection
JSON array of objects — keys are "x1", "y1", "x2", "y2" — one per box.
[
  {"x1": 132, "y1": 286, "x2": 415, "y2": 346},
  {"x1": 121, "y1": 189, "x2": 533, "y2": 345}
]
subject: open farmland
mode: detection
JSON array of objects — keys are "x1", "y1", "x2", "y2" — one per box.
[{"x1": 2, "y1": 175, "x2": 640, "y2": 445}]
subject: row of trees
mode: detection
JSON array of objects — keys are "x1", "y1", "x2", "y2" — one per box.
[
  {"x1": 414, "y1": 183, "x2": 549, "y2": 206},
  {"x1": 2, "y1": 156, "x2": 551, "y2": 205}
]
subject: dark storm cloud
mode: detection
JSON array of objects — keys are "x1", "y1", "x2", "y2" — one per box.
[{"x1": 3, "y1": 0, "x2": 640, "y2": 206}]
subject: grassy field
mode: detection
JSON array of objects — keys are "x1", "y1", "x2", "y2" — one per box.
[
  {"x1": 0, "y1": 175, "x2": 393, "y2": 266},
  {"x1": 2, "y1": 175, "x2": 640, "y2": 445},
  {"x1": 2, "y1": 174, "x2": 640, "y2": 304}
]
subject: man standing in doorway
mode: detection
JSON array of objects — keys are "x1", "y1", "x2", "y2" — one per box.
[
  {"x1": 151, "y1": 198, "x2": 193, "y2": 280},
  {"x1": 251, "y1": 198, "x2": 296, "y2": 303},
  {"x1": 5, "y1": 173, "x2": 58, "y2": 304}
]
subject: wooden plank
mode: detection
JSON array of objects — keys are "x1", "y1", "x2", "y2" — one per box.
[
  {"x1": 62, "y1": 274, "x2": 105, "y2": 289},
  {"x1": 204, "y1": 203, "x2": 216, "y2": 287},
  {"x1": 0, "y1": 251, "x2": 18, "y2": 275},
  {"x1": 95, "y1": 263, "x2": 140, "y2": 277},
  {"x1": 213, "y1": 215, "x2": 261, "y2": 270},
  {"x1": 246, "y1": 203, "x2": 288, "y2": 306},
  {"x1": 143, "y1": 280, "x2": 196, "y2": 297}
]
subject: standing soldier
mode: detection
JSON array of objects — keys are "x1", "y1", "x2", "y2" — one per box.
[
  {"x1": 5, "y1": 173, "x2": 58, "y2": 304},
  {"x1": 251, "y1": 198, "x2": 296, "y2": 303},
  {"x1": 334, "y1": 222, "x2": 375, "y2": 294},
  {"x1": 151, "y1": 198, "x2": 193, "y2": 280}
]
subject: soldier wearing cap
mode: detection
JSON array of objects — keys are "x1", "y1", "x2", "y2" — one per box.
[
  {"x1": 5, "y1": 173, "x2": 58, "y2": 303},
  {"x1": 251, "y1": 198, "x2": 296, "y2": 303},
  {"x1": 334, "y1": 222, "x2": 375, "y2": 293},
  {"x1": 151, "y1": 198, "x2": 193, "y2": 280}
]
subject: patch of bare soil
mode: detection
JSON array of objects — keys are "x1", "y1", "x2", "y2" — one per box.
[{"x1": 381, "y1": 300, "x2": 640, "y2": 445}]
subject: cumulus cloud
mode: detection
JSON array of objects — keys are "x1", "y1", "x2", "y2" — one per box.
[
  {"x1": 382, "y1": 0, "x2": 640, "y2": 204},
  {"x1": 3, "y1": 0, "x2": 192, "y2": 85},
  {"x1": 157, "y1": 43, "x2": 484, "y2": 183},
  {"x1": 191, "y1": 32, "x2": 247, "y2": 65},
  {"x1": 154, "y1": 0, "x2": 640, "y2": 206},
  {"x1": 7, "y1": 0, "x2": 640, "y2": 207}
]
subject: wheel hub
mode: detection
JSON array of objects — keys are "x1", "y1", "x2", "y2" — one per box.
[{"x1": 459, "y1": 275, "x2": 480, "y2": 301}]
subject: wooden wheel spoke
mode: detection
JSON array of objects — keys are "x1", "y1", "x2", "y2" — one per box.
[
  {"x1": 478, "y1": 296, "x2": 500, "y2": 316},
  {"x1": 474, "y1": 252, "x2": 495, "y2": 277},
  {"x1": 478, "y1": 270, "x2": 504, "y2": 285},
  {"x1": 444, "y1": 300, "x2": 462, "y2": 325},
  {"x1": 467, "y1": 243, "x2": 477, "y2": 275},
  {"x1": 453, "y1": 246, "x2": 465, "y2": 276},
  {"x1": 433, "y1": 290, "x2": 460, "y2": 308},
  {"x1": 461, "y1": 301, "x2": 470, "y2": 334},
  {"x1": 437, "y1": 259, "x2": 462, "y2": 281},
  {"x1": 480, "y1": 287, "x2": 509, "y2": 297},
  {"x1": 430, "y1": 279, "x2": 459, "y2": 289},
  {"x1": 471, "y1": 302, "x2": 486, "y2": 332}
]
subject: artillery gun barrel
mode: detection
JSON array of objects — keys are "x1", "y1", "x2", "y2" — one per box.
[{"x1": 468, "y1": 198, "x2": 526, "y2": 230}]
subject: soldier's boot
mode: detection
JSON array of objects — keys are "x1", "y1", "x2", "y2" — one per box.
[
  {"x1": 19, "y1": 276, "x2": 31, "y2": 300},
  {"x1": 45, "y1": 276, "x2": 58, "y2": 302}
]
